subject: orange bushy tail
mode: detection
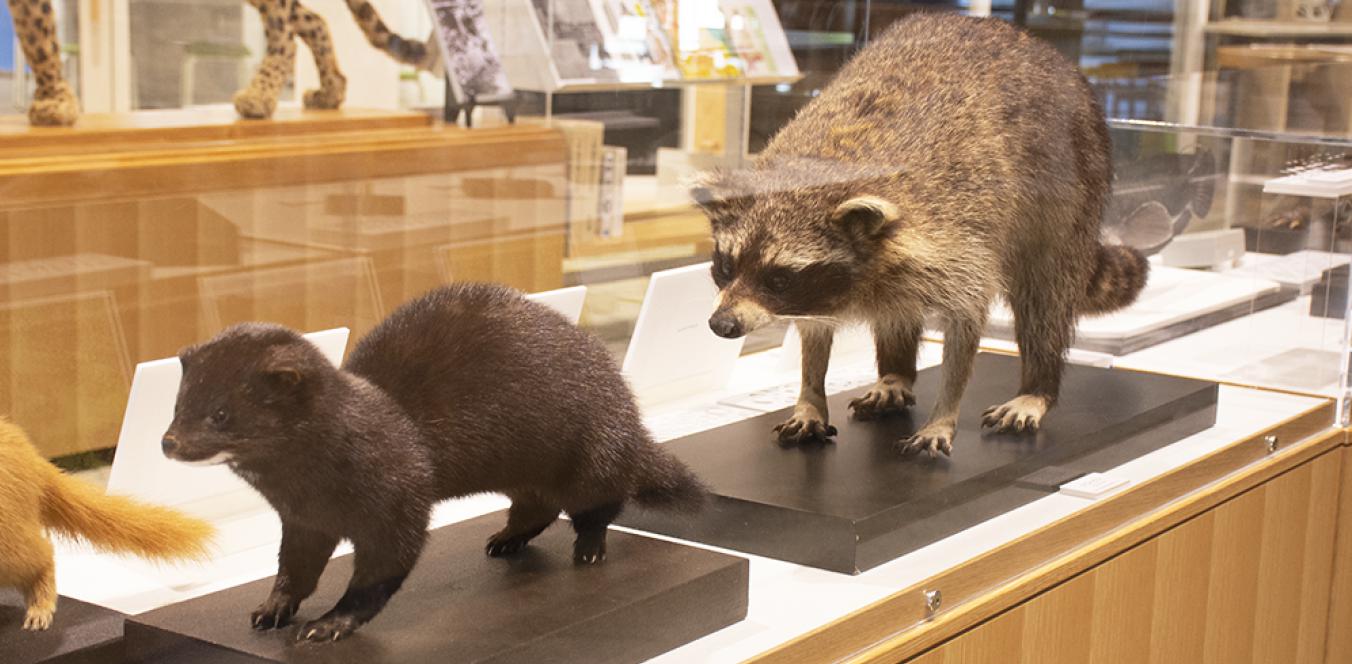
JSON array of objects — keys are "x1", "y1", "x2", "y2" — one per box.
[{"x1": 41, "y1": 472, "x2": 214, "y2": 562}]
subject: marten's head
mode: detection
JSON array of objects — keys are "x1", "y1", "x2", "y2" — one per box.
[
  {"x1": 691, "y1": 162, "x2": 904, "y2": 338},
  {"x1": 162, "y1": 323, "x2": 335, "y2": 467}
]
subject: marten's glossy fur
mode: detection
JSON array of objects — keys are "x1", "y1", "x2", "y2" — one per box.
[
  {"x1": 164, "y1": 283, "x2": 704, "y2": 642},
  {"x1": 696, "y1": 14, "x2": 1147, "y2": 456},
  {"x1": 0, "y1": 417, "x2": 212, "y2": 631}
]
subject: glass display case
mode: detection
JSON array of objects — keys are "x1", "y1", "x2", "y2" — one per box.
[{"x1": 1, "y1": 2, "x2": 1350, "y2": 663}]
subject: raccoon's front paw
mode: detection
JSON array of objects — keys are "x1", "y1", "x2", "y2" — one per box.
[
  {"x1": 899, "y1": 422, "x2": 954, "y2": 458},
  {"x1": 773, "y1": 405, "x2": 837, "y2": 446},
  {"x1": 982, "y1": 395, "x2": 1049, "y2": 434},
  {"x1": 849, "y1": 376, "x2": 916, "y2": 420},
  {"x1": 296, "y1": 613, "x2": 361, "y2": 643},
  {"x1": 22, "y1": 607, "x2": 53, "y2": 631},
  {"x1": 250, "y1": 594, "x2": 299, "y2": 630}
]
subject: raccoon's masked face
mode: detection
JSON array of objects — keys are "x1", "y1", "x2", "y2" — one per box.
[
  {"x1": 162, "y1": 333, "x2": 317, "y2": 467},
  {"x1": 696, "y1": 184, "x2": 901, "y2": 339}
]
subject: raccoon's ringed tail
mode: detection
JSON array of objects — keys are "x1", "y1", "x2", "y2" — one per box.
[{"x1": 1081, "y1": 244, "x2": 1148, "y2": 315}]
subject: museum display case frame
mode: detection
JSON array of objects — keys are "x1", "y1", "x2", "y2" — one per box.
[{"x1": 5, "y1": 4, "x2": 1352, "y2": 664}]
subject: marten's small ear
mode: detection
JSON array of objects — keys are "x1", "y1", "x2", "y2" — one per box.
[
  {"x1": 831, "y1": 196, "x2": 900, "y2": 239},
  {"x1": 178, "y1": 346, "x2": 196, "y2": 369},
  {"x1": 264, "y1": 367, "x2": 303, "y2": 390}
]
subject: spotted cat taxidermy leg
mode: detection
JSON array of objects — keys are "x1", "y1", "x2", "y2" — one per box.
[
  {"x1": 293, "y1": 1, "x2": 346, "y2": 109},
  {"x1": 8, "y1": 0, "x2": 78, "y2": 126},
  {"x1": 235, "y1": 0, "x2": 297, "y2": 119}
]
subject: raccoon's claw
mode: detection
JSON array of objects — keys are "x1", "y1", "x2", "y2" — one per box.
[
  {"x1": 899, "y1": 424, "x2": 954, "y2": 458},
  {"x1": 774, "y1": 415, "x2": 837, "y2": 446},
  {"x1": 849, "y1": 378, "x2": 916, "y2": 420},
  {"x1": 22, "y1": 608, "x2": 53, "y2": 631},
  {"x1": 251, "y1": 597, "x2": 298, "y2": 630},
  {"x1": 296, "y1": 614, "x2": 360, "y2": 643},
  {"x1": 981, "y1": 395, "x2": 1049, "y2": 434}
]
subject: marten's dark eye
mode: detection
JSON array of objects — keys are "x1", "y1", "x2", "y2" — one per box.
[
  {"x1": 765, "y1": 271, "x2": 791, "y2": 293},
  {"x1": 208, "y1": 409, "x2": 229, "y2": 428}
]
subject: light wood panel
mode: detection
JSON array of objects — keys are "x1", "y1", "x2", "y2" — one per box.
[
  {"x1": 901, "y1": 447, "x2": 1346, "y2": 664},
  {"x1": 1323, "y1": 444, "x2": 1352, "y2": 662}
]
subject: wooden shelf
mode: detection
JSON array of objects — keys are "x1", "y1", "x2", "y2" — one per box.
[
  {"x1": 1205, "y1": 19, "x2": 1352, "y2": 38},
  {"x1": 0, "y1": 107, "x2": 432, "y2": 153}
]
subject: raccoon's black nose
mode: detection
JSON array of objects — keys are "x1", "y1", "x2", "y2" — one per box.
[
  {"x1": 709, "y1": 315, "x2": 743, "y2": 339},
  {"x1": 161, "y1": 436, "x2": 179, "y2": 456}
]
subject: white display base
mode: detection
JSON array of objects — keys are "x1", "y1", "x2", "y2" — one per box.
[
  {"x1": 1117, "y1": 294, "x2": 1348, "y2": 399},
  {"x1": 526, "y1": 285, "x2": 587, "y2": 324},
  {"x1": 622, "y1": 262, "x2": 745, "y2": 405},
  {"x1": 1231, "y1": 250, "x2": 1352, "y2": 295},
  {"x1": 987, "y1": 265, "x2": 1290, "y2": 355}
]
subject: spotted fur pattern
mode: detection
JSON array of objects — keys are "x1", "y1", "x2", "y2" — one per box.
[
  {"x1": 5, "y1": 0, "x2": 429, "y2": 125},
  {"x1": 7, "y1": 0, "x2": 77, "y2": 126},
  {"x1": 697, "y1": 15, "x2": 1149, "y2": 456},
  {"x1": 235, "y1": 0, "x2": 432, "y2": 119}
]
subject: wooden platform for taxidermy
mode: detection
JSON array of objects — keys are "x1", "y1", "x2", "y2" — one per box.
[
  {"x1": 0, "y1": 589, "x2": 127, "y2": 664},
  {"x1": 124, "y1": 512, "x2": 748, "y2": 664},
  {"x1": 0, "y1": 108, "x2": 431, "y2": 154}
]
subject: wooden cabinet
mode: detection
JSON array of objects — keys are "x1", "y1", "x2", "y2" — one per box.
[{"x1": 905, "y1": 440, "x2": 1351, "y2": 664}]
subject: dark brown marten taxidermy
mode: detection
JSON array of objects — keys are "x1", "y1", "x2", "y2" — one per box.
[
  {"x1": 163, "y1": 283, "x2": 704, "y2": 642},
  {"x1": 694, "y1": 14, "x2": 1147, "y2": 456}
]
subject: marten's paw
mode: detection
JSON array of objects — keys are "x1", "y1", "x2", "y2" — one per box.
[
  {"x1": 981, "y1": 395, "x2": 1049, "y2": 434},
  {"x1": 251, "y1": 595, "x2": 299, "y2": 630},
  {"x1": 849, "y1": 376, "x2": 916, "y2": 420},
  {"x1": 774, "y1": 405, "x2": 837, "y2": 446},
  {"x1": 297, "y1": 613, "x2": 360, "y2": 643},
  {"x1": 573, "y1": 538, "x2": 607, "y2": 565},
  {"x1": 23, "y1": 607, "x2": 53, "y2": 631},
  {"x1": 898, "y1": 422, "x2": 954, "y2": 458},
  {"x1": 486, "y1": 530, "x2": 534, "y2": 557}
]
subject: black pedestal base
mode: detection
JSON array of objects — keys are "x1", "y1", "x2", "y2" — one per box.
[
  {"x1": 125, "y1": 512, "x2": 747, "y2": 664},
  {"x1": 618, "y1": 353, "x2": 1219, "y2": 574},
  {"x1": 0, "y1": 591, "x2": 125, "y2": 664}
]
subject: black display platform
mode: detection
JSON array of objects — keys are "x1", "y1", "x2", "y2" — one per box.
[
  {"x1": 1312, "y1": 264, "x2": 1348, "y2": 319},
  {"x1": 124, "y1": 512, "x2": 747, "y2": 664},
  {"x1": 618, "y1": 353, "x2": 1218, "y2": 574},
  {"x1": 0, "y1": 590, "x2": 126, "y2": 664}
]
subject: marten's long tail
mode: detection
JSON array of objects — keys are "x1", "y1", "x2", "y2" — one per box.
[
  {"x1": 634, "y1": 447, "x2": 707, "y2": 513},
  {"x1": 342, "y1": 0, "x2": 434, "y2": 68},
  {"x1": 1081, "y1": 244, "x2": 1149, "y2": 315},
  {"x1": 41, "y1": 472, "x2": 214, "y2": 562}
]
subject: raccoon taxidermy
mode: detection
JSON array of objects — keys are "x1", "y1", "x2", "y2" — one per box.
[
  {"x1": 695, "y1": 14, "x2": 1147, "y2": 456},
  {"x1": 0, "y1": 417, "x2": 213, "y2": 631},
  {"x1": 162, "y1": 283, "x2": 704, "y2": 642}
]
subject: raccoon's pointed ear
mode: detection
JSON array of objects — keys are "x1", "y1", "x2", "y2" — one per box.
[
  {"x1": 689, "y1": 170, "x2": 750, "y2": 226},
  {"x1": 832, "y1": 196, "x2": 901, "y2": 238}
]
